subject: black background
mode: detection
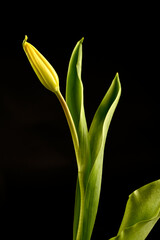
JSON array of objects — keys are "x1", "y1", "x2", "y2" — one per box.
[{"x1": 1, "y1": 2, "x2": 160, "y2": 239}]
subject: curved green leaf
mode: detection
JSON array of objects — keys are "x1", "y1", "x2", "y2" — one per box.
[
  {"x1": 81, "y1": 73, "x2": 121, "y2": 240},
  {"x1": 66, "y1": 38, "x2": 84, "y2": 135},
  {"x1": 89, "y1": 73, "x2": 121, "y2": 168},
  {"x1": 109, "y1": 180, "x2": 160, "y2": 240},
  {"x1": 66, "y1": 39, "x2": 91, "y2": 240},
  {"x1": 66, "y1": 38, "x2": 90, "y2": 173}
]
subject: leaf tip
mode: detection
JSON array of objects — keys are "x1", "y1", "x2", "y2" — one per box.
[
  {"x1": 116, "y1": 72, "x2": 119, "y2": 78},
  {"x1": 115, "y1": 72, "x2": 122, "y2": 93},
  {"x1": 80, "y1": 37, "x2": 84, "y2": 44}
]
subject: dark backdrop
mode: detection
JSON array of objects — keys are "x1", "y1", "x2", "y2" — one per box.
[{"x1": 1, "y1": 2, "x2": 159, "y2": 239}]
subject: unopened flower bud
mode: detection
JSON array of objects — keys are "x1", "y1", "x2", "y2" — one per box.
[{"x1": 23, "y1": 35, "x2": 59, "y2": 93}]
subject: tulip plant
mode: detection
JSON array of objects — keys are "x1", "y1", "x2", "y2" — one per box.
[{"x1": 23, "y1": 36, "x2": 160, "y2": 240}]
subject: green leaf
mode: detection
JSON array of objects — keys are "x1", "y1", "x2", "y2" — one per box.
[
  {"x1": 66, "y1": 38, "x2": 91, "y2": 240},
  {"x1": 66, "y1": 38, "x2": 90, "y2": 173},
  {"x1": 66, "y1": 38, "x2": 84, "y2": 135},
  {"x1": 89, "y1": 73, "x2": 121, "y2": 168},
  {"x1": 109, "y1": 180, "x2": 160, "y2": 240},
  {"x1": 81, "y1": 73, "x2": 121, "y2": 240}
]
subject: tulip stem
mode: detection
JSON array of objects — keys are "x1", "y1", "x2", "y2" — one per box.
[
  {"x1": 56, "y1": 89, "x2": 86, "y2": 240},
  {"x1": 76, "y1": 172, "x2": 85, "y2": 240},
  {"x1": 56, "y1": 90, "x2": 79, "y2": 159}
]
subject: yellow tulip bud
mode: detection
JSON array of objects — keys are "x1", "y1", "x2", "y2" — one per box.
[{"x1": 22, "y1": 35, "x2": 59, "y2": 93}]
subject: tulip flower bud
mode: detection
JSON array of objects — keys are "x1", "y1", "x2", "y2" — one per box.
[{"x1": 22, "y1": 35, "x2": 59, "y2": 93}]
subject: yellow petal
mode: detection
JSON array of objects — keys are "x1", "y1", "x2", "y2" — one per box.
[{"x1": 23, "y1": 35, "x2": 59, "y2": 93}]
